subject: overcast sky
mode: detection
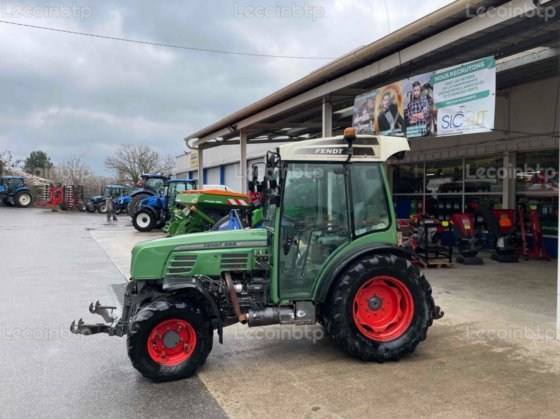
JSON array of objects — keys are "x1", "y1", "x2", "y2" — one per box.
[{"x1": 0, "y1": 0, "x2": 453, "y2": 174}]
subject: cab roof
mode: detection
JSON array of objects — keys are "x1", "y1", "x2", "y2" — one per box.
[{"x1": 278, "y1": 135, "x2": 409, "y2": 163}]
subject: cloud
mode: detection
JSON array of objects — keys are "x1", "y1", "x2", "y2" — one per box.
[{"x1": 0, "y1": 0, "x2": 453, "y2": 174}]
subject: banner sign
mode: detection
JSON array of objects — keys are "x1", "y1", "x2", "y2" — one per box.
[
  {"x1": 352, "y1": 56, "x2": 495, "y2": 139},
  {"x1": 432, "y1": 57, "x2": 496, "y2": 135}
]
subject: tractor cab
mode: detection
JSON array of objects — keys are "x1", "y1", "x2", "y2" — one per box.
[
  {"x1": 166, "y1": 179, "x2": 197, "y2": 207},
  {"x1": 1, "y1": 176, "x2": 25, "y2": 194},
  {"x1": 140, "y1": 176, "x2": 167, "y2": 195},
  {"x1": 86, "y1": 185, "x2": 129, "y2": 213},
  {"x1": 255, "y1": 128, "x2": 407, "y2": 299},
  {"x1": 102, "y1": 185, "x2": 129, "y2": 198}
]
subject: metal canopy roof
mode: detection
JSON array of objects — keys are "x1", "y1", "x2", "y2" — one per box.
[{"x1": 188, "y1": 0, "x2": 560, "y2": 149}]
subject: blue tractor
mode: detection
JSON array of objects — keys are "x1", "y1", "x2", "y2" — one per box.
[
  {"x1": 0, "y1": 176, "x2": 33, "y2": 208},
  {"x1": 126, "y1": 174, "x2": 173, "y2": 217},
  {"x1": 132, "y1": 179, "x2": 197, "y2": 232},
  {"x1": 85, "y1": 185, "x2": 130, "y2": 214}
]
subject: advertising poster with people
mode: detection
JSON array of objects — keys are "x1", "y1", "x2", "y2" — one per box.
[
  {"x1": 352, "y1": 90, "x2": 377, "y2": 134},
  {"x1": 352, "y1": 56, "x2": 496, "y2": 139},
  {"x1": 431, "y1": 56, "x2": 496, "y2": 135},
  {"x1": 375, "y1": 82, "x2": 406, "y2": 137},
  {"x1": 402, "y1": 73, "x2": 436, "y2": 138}
]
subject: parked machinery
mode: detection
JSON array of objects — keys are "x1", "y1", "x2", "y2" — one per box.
[
  {"x1": 164, "y1": 189, "x2": 254, "y2": 236},
  {"x1": 475, "y1": 207, "x2": 520, "y2": 263},
  {"x1": 127, "y1": 175, "x2": 174, "y2": 216},
  {"x1": 86, "y1": 185, "x2": 129, "y2": 214},
  {"x1": 131, "y1": 179, "x2": 197, "y2": 232},
  {"x1": 0, "y1": 176, "x2": 33, "y2": 208},
  {"x1": 35, "y1": 184, "x2": 85, "y2": 211},
  {"x1": 449, "y1": 213, "x2": 483, "y2": 265},
  {"x1": 518, "y1": 205, "x2": 551, "y2": 261}
]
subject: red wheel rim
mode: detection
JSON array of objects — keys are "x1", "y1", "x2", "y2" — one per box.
[
  {"x1": 147, "y1": 319, "x2": 197, "y2": 365},
  {"x1": 353, "y1": 276, "x2": 414, "y2": 342}
]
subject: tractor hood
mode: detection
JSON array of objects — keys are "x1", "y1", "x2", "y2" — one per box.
[{"x1": 130, "y1": 228, "x2": 268, "y2": 280}]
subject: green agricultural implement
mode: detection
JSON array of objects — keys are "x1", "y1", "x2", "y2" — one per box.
[
  {"x1": 71, "y1": 128, "x2": 444, "y2": 382},
  {"x1": 163, "y1": 189, "x2": 253, "y2": 236}
]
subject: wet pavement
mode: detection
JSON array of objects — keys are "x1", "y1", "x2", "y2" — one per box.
[
  {"x1": 0, "y1": 207, "x2": 226, "y2": 419},
  {"x1": 1, "y1": 206, "x2": 559, "y2": 418}
]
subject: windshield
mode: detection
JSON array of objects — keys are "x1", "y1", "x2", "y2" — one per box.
[{"x1": 145, "y1": 177, "x2": 166, "y2": 194}]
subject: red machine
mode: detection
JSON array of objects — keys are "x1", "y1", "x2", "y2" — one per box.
[
  {"x1": 449, "y1": 213, "x2": 483, "y2": 264},
  {"x1": 35, "y1": 186, "x2": 65, "y2": 209},
  {"x1": 35, "y1": 185, "x2": 84, "y2": 211},
  {"x1": 492, "y1": 209, "x2": 516, "y2": 235},
  {"x1": 518, "y1": 205, "x2": 550, "y2": 261}
]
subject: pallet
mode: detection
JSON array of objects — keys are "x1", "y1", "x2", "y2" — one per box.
[{"x1": 425, "y1": 258, "x2": 454, "y2": 269}]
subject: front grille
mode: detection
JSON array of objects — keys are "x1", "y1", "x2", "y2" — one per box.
[
  {"x1": 220, "y1": 253, "x2": 249, "y2": 270},
  {"x1": 165, "y1": 254, "x2": 197, "y2": 276}
]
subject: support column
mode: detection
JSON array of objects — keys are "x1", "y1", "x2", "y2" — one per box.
[
  {"x1": 240, "y1": 128, "x2": 248, "y2": 193},
  {"x1": 502, "y1": 151, "x2": 516, "y2": 209},
  {"x1": 322, "y1": 96, "x2": 332, "y2": 137},
  {"x1": 197, "y1": 147, "x2": 204, "y2": 187}
]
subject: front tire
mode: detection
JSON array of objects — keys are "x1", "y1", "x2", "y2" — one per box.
[
  {"x1": 97, "y1": 203, "x2": 108, "y2": 214},
  {"x1": 15, "y1": 191, "x2": 32, "y2": 208},
  {"x1": 132, "y1": 209, "x2": 156, "y2": 232},
  {"x1": 127, "y1": 298, "x2": 213, "y2": 382},
  {"x1": 324, "y1": 253, "x2": 435, "y2": 362}
]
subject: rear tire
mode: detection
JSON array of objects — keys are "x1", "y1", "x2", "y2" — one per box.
[
  {"x1": 128, "y1": 193, "x2": 151, "y2": 217},
  {"x1": 132, "y1": 209, "x2": 156, "y2": 232},
  {"x1": 324, "y1": 253, "x2": 434, "y2": 362},
  {"x1": 127, "y1": 298, "x2": 213, "y2": 382},
  {"x1": 15, "y1": 191, "x2": 32, "y2": 208}
]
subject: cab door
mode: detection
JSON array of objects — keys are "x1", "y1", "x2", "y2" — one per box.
[{"x1": 277, "y1": 162, "x2": 350, "y2": 299}]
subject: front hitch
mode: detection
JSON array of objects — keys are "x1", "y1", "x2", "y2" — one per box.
[{"x1": 70, "y1": 300, "x2": 125, "y2": 337}]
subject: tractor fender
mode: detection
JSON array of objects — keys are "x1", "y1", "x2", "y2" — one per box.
[
  {"x1": 15, "y1": 186, "x2": 32, "y2": 194},
  {"x1": 313, "y1": 242, "x2": 416, "y2": 304},
  {"x1": 131, "y1": 189, "x2": 156, "y2": 198},
  {"x1": 162, "y1": 277, "x2": 224, "y2": 344},
  {"x1": 139, "y1": 195, "x2": 164, "y2": 208}
]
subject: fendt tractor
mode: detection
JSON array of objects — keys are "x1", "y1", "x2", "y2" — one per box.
[{"x1": 71, "y1": 129, "x2": 443, "y2": 382}]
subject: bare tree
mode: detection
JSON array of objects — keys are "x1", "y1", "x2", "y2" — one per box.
[
  {"x1": 53, "y1": 156, "x2": 93, "y2": 185},
  {"x1": 0, "y1": 150, "x2": 23, "y2": 175},
  {"x1": 53, "y1": 156, "x2": 117, "y2": 197},
  {"x1": 104, "y1": 145, "x2": 175, "y2": 185}
]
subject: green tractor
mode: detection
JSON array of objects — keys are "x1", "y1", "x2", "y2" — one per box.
[{"x1": 71, "y1": 129, "x2": 443, "y2": 382}]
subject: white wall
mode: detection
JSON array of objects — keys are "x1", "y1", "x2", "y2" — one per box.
[{"x1": 206, "y1": 167, "x2": 221, "y2": 185}]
